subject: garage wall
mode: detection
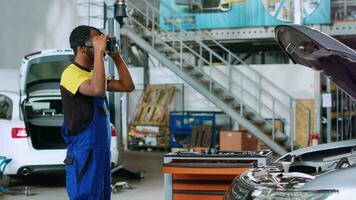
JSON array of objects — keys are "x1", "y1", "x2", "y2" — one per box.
[
  {"x1": 0, "y1": 0, "x2": 107, "y2": 70},
  {"x1": 0, "y1": 0, "x2": 78, "y2": 69},
  {"x1": 0, "y1": 69, "x2": 19, "y2": 92}
]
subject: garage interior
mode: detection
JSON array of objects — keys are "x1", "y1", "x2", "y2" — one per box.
[{"x1": 1, "y1": 0, "x2": 356, "y2": 200}]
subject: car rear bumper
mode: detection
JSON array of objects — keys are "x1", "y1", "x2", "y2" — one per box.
[{"x1": 17, "y1": 164, "x2": 65, "y2": 176}]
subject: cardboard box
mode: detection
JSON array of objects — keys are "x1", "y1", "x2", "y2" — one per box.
[{"x1": 219, "y1": 131, "x2": 257, "y2": 151}]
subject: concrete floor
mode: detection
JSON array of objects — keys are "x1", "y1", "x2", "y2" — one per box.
[{"x1": 0, "y1": 151, "x2": 166, "y2": 200}]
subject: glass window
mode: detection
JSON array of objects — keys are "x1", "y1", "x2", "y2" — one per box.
[
  {"x1": 26, "y1": 58, "x2": 72, "y2": 85},
  {"x1": 0, "y1": 94, "x2": 12, "y2": 120}
]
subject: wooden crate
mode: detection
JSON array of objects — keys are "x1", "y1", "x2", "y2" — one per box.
[
  {"x1": 130, "y1": 84, "x2": 176, "y2": 126},
  {"x1": 220, "y1": 131, "x2": 257, "y2": 151},
  {"x1": 191, "y1": 125, "x2": 213, "y2": 148},
  {"x1": 296, "y1": 99, "x2": 314, "y2": 147}
]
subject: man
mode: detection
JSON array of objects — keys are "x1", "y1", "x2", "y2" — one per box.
[{"x1": 60, "y1": 25, "x2": 134, "y2": 200}]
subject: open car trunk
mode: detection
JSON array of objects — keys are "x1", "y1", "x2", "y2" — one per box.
[
  {"x1": 21, "y1": 53, "x2": 73, "y2": 150},
  {"x1": 24, "y1": 95, "x2": 66, "y2": 150}
]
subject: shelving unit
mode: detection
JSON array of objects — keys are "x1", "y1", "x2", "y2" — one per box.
[
  {"x1": 169, "y1": 111, "x2": 220, "y2": 148},
  {"x1": 322, "y1": 79, "x2": 356, "y2": 143}
]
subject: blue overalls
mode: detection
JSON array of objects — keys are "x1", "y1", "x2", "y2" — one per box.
[{"x1": 62, "y1": 97, "x2": 111, "y2": 200}]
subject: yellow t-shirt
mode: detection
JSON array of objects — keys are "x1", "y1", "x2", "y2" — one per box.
[
  {"x1": 60, "y1": 64, "x2": 92, "y2": 95},
  {"x1": 60, "y1": 63, "x2": 113, "y2": 95},
  {"x1": 60, "y1": 63, "x2": 113, "y2": 134}
]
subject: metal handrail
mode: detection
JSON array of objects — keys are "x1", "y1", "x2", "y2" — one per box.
[
  {"x1": 125, "y1": 0, "x2": 295, "y2": 146},
  {"x1": 152, "y1": 1, "x2": 294, "y2": 104},
  {"x1": 127, "y1": 11, "x2": 290, "y2": 139},
  {"x1": 127, "y1": 12, "x2": 289, "y2": 119},
  {"x1": 127, "y1": 0, "x2": 292, "y2": 111},
  {"x1": 159, "y1": 1, "x2": 294, "y2": 101},
  {"x1": 127, "y1": 1, "x2": 294, "y2": 116},
  {"x1": 126, "y1": 20, "x2": 289, "y2": 141},
  {"x1": 126, "y1": 0, "x2": 292, "y2": 121}
]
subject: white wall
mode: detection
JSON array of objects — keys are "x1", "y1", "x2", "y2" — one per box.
[
  {"x1": 0, "y1": 0, "x2": 104, "y2": 70},
  {"x1": 0, "y1": 69, "x2": 19, "y2": 92},
  {"x1": 252, "y1": 64, "x2": 315, "y2": 99},
  {"x1": 0, "y1": 1, "x2": 76, "y2": 69}
]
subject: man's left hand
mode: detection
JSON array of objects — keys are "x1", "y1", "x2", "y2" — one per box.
[{"x1": 108, "y1": 47, "x2": 121, "y2": 61}]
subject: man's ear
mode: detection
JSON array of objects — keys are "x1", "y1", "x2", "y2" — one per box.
[{"x1": 77, "y1": 46, "x2": 86, "y2": 54}]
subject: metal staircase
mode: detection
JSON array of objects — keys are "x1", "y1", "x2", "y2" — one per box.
[{"x1": 121, "y1": 0, "x2": 297, "y2": 155}]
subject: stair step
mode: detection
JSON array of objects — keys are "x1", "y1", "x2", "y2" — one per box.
[
  {"x1": 142, "y1": 31, "x2": 152, "y2": 39},
  {"x1": 232, "y1": 104, "x2": 242, "y2": 111},
  {"x1": 190, "y1": 70, "x2": 204, "y2": 77},
  {"x1": 181, "y1": 63, "x2": 194, "y2": 71},
  {"x1": 252, "y1": 120, "x2": 266, "y2": 127},
  {"x1": 199, "y1": 79, "x2": 210, "y2": 86},
  {"x1": 243, "y1": 112, "x2": 255, "y2": 119},
  {"x1": 155, "y1": 44, "x2": 170, "y2": 53},
  {"x1": 167, "y1": 54, "x2": 181, "y2": 61},
  {"x1": 213, "y1": 87, "x2": 224, "y2": 94},
  {"x1": 221, "y1": 95, "x2": 234, "y2": 102},
  {"x1": 231, "y1": 101, "x2": 241, "y2": 108}
]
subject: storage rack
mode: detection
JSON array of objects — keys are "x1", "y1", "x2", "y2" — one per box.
[{"x1": 169, "y1": 111, "x2": 222, "y2": 148}]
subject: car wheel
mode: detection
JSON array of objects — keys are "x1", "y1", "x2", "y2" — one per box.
[{"x1": 0, "y1": 175, "x2": 11, "y2": 187}]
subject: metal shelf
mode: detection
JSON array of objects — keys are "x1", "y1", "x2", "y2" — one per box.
[{"x1": 158, "y1": 21, "x2": 356, "y2": 43}]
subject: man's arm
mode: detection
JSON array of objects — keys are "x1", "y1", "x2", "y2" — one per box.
[
  {"x1": 79, "y1": 35, "x2": 108, "y2": 97},
  {"x1": 107, "y1": 53, "x2": 135, "y2": 92}
]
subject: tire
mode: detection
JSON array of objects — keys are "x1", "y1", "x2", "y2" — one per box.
[{"x1": 0, "y1": 175, "x2": 11, "y2": 187}]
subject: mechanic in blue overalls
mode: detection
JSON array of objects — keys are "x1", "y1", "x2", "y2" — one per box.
[{"x1": 60, "y1": 25, "x2": 135, "y2": 200}]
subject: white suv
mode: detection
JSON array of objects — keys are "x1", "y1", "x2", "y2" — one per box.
[{"x1": 0, "y1": 49, "x2": 119, "y2": 183}]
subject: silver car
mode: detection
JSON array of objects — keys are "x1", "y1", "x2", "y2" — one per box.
[
  {"x1": 224, "y1": 24, "x2": 356, "y2": 200},
  {"x1": 224, "y1": 140, "x2": 356, "y2": 200}
]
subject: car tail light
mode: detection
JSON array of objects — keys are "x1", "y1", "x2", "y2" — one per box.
[
  {"x1": 12, "y1": 128, "x2": 28, "y2": 138},
  {"x1": 111, "y1": 126, "x2": 118, "y2": 137}
]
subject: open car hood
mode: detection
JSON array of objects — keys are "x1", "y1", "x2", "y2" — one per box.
[{"x1": 275, "y1": 25, "x2": 356, "y2": 98}]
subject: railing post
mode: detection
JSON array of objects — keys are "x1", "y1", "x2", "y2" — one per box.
[
  {"x1": 145, "y1": 3, "x2": 149, "y2": 28},
  {"x1": 326, "y1": 78, "x2": 332, "y2": 143},
  {"x1": 240, "y1": 76, "x2": 244, "y2": 116},
  {"x1": 180, "y1": 30, "x2": 183, "y2": 68},
  {"x1": 258, "y1": 76, "x2": 262, "y2": 115},
  {"x1": 209, "y1": 52, "x2": 213, "y2": 92},
  {"x1": 199, "y1": 46, "x2": 202, "y2": 68},
  {"x1": 336, "y1": 87, "x2": 339, "y2": 141},
  {"x1": 272, "y1": 98, "x2": 275, "y2": 141},
  {"x1": 228, "y1": 54, "x2": 232, "y2": 92},
  {"x1": 152, "y1": 6, "x2": 155, "y2": 32},
  {"x1": 350, "y1": 97, "x2": 352, "y2": 140},
  {"x1": 290, "y1": 99, "x2": 296, "y2": 151}
]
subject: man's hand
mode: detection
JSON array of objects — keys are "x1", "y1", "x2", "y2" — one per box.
[
  {"x1": 107, "y1": 49, "x2": 135, "y2": 92},
  {"x1": 78, "y1": 34, "x2": 108, "y2": 97},
  {"x1": 108, "y1": 46, "x2": 120, "y2": 61},
  {"x1": 92, "y1": 34, "x2": 108, "y2": 54}
]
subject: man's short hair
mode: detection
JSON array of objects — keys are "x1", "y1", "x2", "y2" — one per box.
[{"x1": 69, "y1": 25, "x2": 102, "y2": 55}]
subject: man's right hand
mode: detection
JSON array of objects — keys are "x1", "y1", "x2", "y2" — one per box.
[
  {"x1": 92, "y1": 34, "x2": 108, "y2": 54},
  {"x1": 79, "y1": 34, "x2": 108, "y2": 97}
]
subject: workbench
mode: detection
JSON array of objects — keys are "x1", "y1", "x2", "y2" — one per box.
[{"x1": 163, "y1": 151, "x2": 272, "y2": 200}]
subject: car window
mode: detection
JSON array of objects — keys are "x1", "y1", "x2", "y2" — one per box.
[
  {"x1": 26, "y1": 59, "x2": 72, "y2": 85},
  {"x1": 0, "y1": 94, "x2": 12, "y2": 120}
]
